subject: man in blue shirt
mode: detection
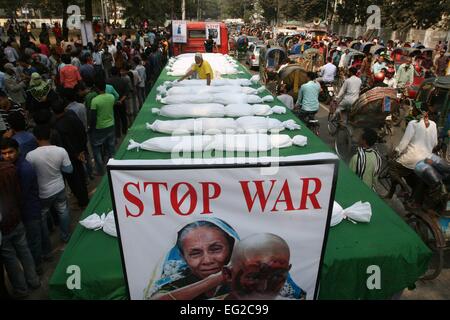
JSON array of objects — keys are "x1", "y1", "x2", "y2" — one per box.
[
  {"x1": 6, "y1": 111, "x2": 37, "y2": 157},
  {"x1": 295, "y1": 72, "x2": 321, "y2": 114},
  {"x1": 1, "y1": 138, "x2": 51, "y2": 274}
]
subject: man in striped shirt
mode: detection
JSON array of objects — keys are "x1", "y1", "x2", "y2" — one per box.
[{"x1": 349, "y1": 128, "x2": 382, "y2": 190}]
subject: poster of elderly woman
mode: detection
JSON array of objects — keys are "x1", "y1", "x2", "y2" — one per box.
[
  {"x1": 143, "y1": 218, "x2": 306, "y2": 300},
  {"x1": 108, "y1": 155, "x2": 338, "y2": 300}
]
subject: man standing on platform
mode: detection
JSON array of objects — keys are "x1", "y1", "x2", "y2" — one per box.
[{"x1": 178, "y1": 53, "x2": 214, "y2": 86}]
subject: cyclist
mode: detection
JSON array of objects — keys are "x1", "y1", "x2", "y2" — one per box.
[
  {"x1": 294, "y1": 72, "x2": 321, "y2": 124},
  {"x1": 332, "y1": 67, "x2": 361, "y2": 122}
]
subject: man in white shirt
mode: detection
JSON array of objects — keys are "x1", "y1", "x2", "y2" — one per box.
[
  {"x1": 338, "y1": 49, "x2": 349, "y2": 69},
  {"x1": 385, "y1": 111, "x2": 437, "y2": 199},
  {"x1": 107, "y1": 40, "x2": 117, "y2": 57},
  {"x1": 318, "y1": 56, "x2": 337, "y2": 83},
  {"x1": 333, "y1": 67, "x2": 362, "y2": 120},
  {"x1": 133, "y1": 56, "x2": 147, "y2": 107},
  {"x1": 26, "y1": 125, "x2": 73, "y2": 242}
]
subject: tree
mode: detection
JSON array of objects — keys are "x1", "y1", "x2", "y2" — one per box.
[
  {"x1": 0, "y1": 0, "x2": 26, "y2": 18},
  {"x1": 259, "y1": 0, "x2": 278, "y2": 24}
]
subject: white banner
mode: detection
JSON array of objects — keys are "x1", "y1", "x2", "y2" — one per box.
[
  {"x1": 205, "y1": 22, "x2": 221, "y2": 45},
  {"x1": 172, "y1": 20, "x2": 187, "y2": 44},
  {"x1": 108, "y1": 156, "x2": 338, "y2": 300}
]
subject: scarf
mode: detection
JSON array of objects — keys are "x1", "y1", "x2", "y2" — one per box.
[{"x1": 28, "y1": 73, "x2": 51, "y2": 102}]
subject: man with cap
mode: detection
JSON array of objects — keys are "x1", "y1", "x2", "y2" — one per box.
[
  {"x1": 332, "y1": 47, "x2": 342, "y2": 67},
  {"x1": 178, "y1": 53, "x2": 214, "y2": 85}
]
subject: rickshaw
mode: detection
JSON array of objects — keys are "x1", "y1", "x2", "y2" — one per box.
[
  {"x1": 342, "y1": 48, "x2": 365, "y2": 70},
  {"x1": 349, "y1": 40, "x2": 362, "y2": 51},
  {"x1": 296, "y1": 48, "x2": 323, "y2": 72},
  {"x1": 403, "y1": 78, "x2": 450, "y2": 279},
  {"x1": 328, "y1": 87, "x2": 401, "y2": 160},
  {"x1": 414, "y1": 76, "x2": 450, "y2": 132},
  {"x1": 360, "y1": 42, "x2": 374, "y2": 54},
  {"x1": 259, "y1": 47, "x2": 288, "y2": 84},
  {"x1": 281, "y1": 35, "x2": 298, "y2": 50},
  {"x1": 288, "y1": 54, "x2": 303, "y2": 64},
  {"x1": 391, "y1": 47, "x2": 422, "y2": 69},
  {"x1": 420, "y1": 48, "x2": 434, "y2": 60},
  {"x1": 276, "y1": 64, "x2": 308, "y2": 98},
  {"x1": 370, "y1": 45, "x2": 386, "y2": 56}
]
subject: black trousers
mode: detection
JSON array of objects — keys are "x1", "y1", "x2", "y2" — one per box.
[
  {"x1": 388, "y1": 161, "x2": 415, "y2": 197},
  {"x1": 64, "y1": 158, "x2": 89, "y2": 207},
  {"x1": 114, "y1": 102, "x2": 128, "y2": 138}
]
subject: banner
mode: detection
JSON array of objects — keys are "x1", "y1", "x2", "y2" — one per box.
[
  {"x1": 172, "y1": 20, "x2": 187, "y2": 43},
  {"x1": 108, "y1": 155, "x2": 338, "y2": 300},
  {"x1": 205, "y1": 22, "x2": 221, "y2": 45}
]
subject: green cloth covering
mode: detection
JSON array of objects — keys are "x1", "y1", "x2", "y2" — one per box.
[
  {"x1": 49, "y1": 59, "x2": 431, "y2": 300},
  {"x1": 90, "y1": 93, "x2": 115, "y2": 129}
]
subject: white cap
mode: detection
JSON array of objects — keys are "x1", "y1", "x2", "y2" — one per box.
[
  {"x1": 195, "y1": 52, "x2": 203, "y2": 59},
  {"x1": 337, "y1": 46, "x2": 342, "y2": 51}
]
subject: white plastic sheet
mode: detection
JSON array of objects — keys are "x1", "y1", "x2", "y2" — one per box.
[
  {"x1": 161, "y1": 85, "x2": 266, "y2": 96},
  {"x1": 158, "y1": 93, "x2": 273, "y2": 105},
  {"x1": 162, "y1": 74, "x2": 260, "y2": 88},
  {"x1": 152, "y1": 104, "x2": 286, "y2": 118},
  {"x1": 146, "y1": 117, "x2": 300, "y2": 134},
  {"x1": 127, "y1": 135, "x2": 214, "y2": 153},
  {"x1": 79, "y1": 211, "x2": 117, "y2": 237},
  {"x1": 330, "y1": 201, "x2": 373, "y2": 227},
  {"x1": 127, "y1": 134, "x2": 308, "y2": 153}
]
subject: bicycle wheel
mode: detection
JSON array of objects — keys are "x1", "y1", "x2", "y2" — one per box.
[
  {"x1": 327, "y1": 112, "x2": 338, "y2": 136},
  {"x1": 335, "y1": 125, "x2": 353, "y2": 161},
  {"x1": 406, "y1": 214, "x2": 444, "y2": 280}
]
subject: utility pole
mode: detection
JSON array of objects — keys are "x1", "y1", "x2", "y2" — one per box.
[
  {"x1": 197, "y1": 0, "x2": 201, "y2": 21},
  {"x1": 182, "y1": 0, "x2": 186, "y2": 20}
]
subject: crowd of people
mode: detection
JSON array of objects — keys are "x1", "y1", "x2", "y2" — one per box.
[
  {"x1": 232, "y1": 28, "x2": 450, "y2": 209},
  {"x1": 0, "y1": 22, "x2": 170, "y2": 299}
]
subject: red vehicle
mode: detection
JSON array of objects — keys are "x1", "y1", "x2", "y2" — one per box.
[{"x1": 172, "y1": 22, "x2": 229, "y2": 56}]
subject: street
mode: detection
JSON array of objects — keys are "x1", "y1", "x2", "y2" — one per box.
[{"x1": 243, "y1": 62, "x2": 450, "y2": 299}]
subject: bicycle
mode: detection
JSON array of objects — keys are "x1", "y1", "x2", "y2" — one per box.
[{"x1": 296, "y1": 108, "x2": 320, "y2": 136}]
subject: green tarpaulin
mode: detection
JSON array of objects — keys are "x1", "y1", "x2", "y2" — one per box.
[{"x1": 49, "y1": 59, "x2": 431, "y2": 300}]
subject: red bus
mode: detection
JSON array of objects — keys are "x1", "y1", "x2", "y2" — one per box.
[{"x1": 172, "y1": 21, "x2": 229, "y2": 56}]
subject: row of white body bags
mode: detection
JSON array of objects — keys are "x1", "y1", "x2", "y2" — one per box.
[
  {"x1": 157, "y1": 85, "x2": 267, "y2": 96},
  {"x1": 162, "y1": 75, "x2": 260, "y2": 88},
  {"x1": 146, "y1": 116, "x2": 301, "y2": 134},
  {"x1": 152, "y1": 104, "x2": 286, "y2": 118},
  {"x1": 157, "y1": 93, "x2": 274, "y2": 105},
  {"x1": 127, "y1": 134, "x2": 307, "y2": 153}
]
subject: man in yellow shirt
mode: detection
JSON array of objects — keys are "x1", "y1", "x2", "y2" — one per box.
[{"x1": 178, "y1": 53, "x2": 214, "y2": 85}]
